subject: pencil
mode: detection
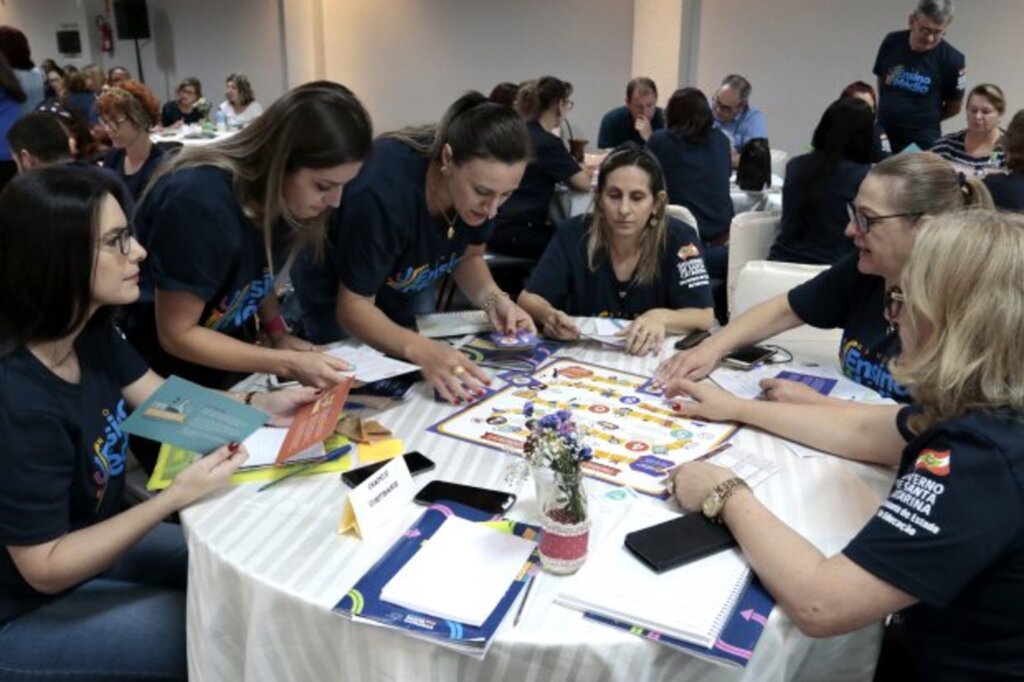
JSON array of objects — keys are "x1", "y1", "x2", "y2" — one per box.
[{"x1": 513, "y1": 573, "x2": 536, "y2": 627}]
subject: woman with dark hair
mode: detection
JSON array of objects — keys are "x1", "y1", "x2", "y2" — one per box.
[
  {"x1": 97, "y1": 79, "x2": 164, "y2": 201},
  {"x1": 0, "y1": 51, "x2": 26, "y2": 189},
  {"x1": 667, "y1": 210, "x2": 1024, "y2": 680},
  {"x1": 217, "y1": 73, "x2": 263, "y2": 129},
  {"x1": 129, "y1": 81, "x2": 372, "y2": 396},
  {"x1": 648, "y1": 86, "x2": 733, "y2": 277},
  {"x1": 0, "y1": 26, "x2": 44, "y2": 112},
  {"x1": 769, "y1": 98, "x2": 875, "y2": 265},
  {"x1": 840, "y1": 80, "x2": 891, "y2": 161},
  {"x1": 160, "y1": 76, "x2": 206, "y2": 128},
  {"x1": 42, "y1": 65, "x2": 66, "y2": 106},
  {"x1": 518, "y1": 145, "x2": 714, "y2": 354},
  {"x1": 488, "y1": 81, "x2": 520, "y2": 109},
  {"x1": 0, "y1": 167, "x2": 314, "y2": 679},
  {"x1": 983, "y1": 109, "x2": 1024, "y2": 211},
  {"x1": 292, "y1": 91, "x2": 536, "y2": 404},
  {"x1": 489, "y1": 76, "x2": 591, "y2": 259}
]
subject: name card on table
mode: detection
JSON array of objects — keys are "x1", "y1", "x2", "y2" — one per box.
[{"x1": 338, "y1": 454, "x2": 414, "y2": 539}]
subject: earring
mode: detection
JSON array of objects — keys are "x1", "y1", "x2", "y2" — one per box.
[{"x1": 441, "y1": 165, "x2": 451, "y2": 176}]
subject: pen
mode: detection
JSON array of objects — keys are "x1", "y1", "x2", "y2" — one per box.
[
  {"x1": 256, "y1": 444, "x2": 353, "y2": 492},
  {"x1": 513, "y1": 572, "x2": 536, "y2": 627}
]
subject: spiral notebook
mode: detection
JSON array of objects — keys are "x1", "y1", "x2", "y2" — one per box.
[{"x1": 556, "y1": 503, "x2": 750, "y2": 649}]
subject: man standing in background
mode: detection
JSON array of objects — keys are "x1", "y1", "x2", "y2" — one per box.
[{"x1": 873, "y1": 0, "x2": 965, "y2": 152}]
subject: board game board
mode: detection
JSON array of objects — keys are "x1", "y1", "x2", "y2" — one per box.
[{"x1": 432, "y1": 359, "x2": 739, "y2": 495}]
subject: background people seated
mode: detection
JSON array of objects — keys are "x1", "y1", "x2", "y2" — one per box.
[
  {"x1": 711, "y1": 74, "x2": 767, "y2": 167},
  {"x1": 841, "y1": 80, "x2": 891, "y2": 160},
  {"x1": 97, "y1": 80, "x2": 165, "y2": 201},
  {"x1": 217, "y1": 73, "x2": 263, "y2": 129},
  {"x1": 984, "y1": 109, "x2": 1024, "y2": 211},
  {"x1": 160, "y1": 77, "x2": 205, "y2": 128},
  {"x1": 597, "y1": 77, "x2": 664, "y2": 148},
  {"x1": 770, "y1": 97, "x2": 875, "y2": 265},
  {"x1": 931, "y1": 83, "x2": 1005, "y2": 176}
]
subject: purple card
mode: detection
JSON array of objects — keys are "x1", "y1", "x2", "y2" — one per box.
[
  {"x1": 487, "y1": 331, "x2": 540, "y2": 350},
  {"x1": 636, "y1": 378, "x2": 665, "y2": 396},
  {"x1": 774, "y1": 371, "x2": 838, "y2": 396}
]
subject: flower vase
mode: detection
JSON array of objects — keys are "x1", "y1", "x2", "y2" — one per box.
[{"x1": 535, "y1": 468, "x2": 590, "y2": 574}]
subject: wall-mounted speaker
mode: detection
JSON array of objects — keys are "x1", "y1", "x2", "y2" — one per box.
[
  {"x1": 56, "y1": 30, "x2": 82, "y2": 55},
  {"x1": 113, "y1": 0, "x2": 151, "y2": 41}
]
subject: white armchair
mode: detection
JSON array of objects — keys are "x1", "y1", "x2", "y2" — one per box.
[{"x1": 726, "y1": 211, "x2": 782, "y2": 315}]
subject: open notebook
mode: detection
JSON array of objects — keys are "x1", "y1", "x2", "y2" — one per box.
[
  {"x1": 557, "y1": 503, "x2": 750, "y2": 649},
  {"x1": 416, "y1": 310, "x2": 491, "y2": 338}
]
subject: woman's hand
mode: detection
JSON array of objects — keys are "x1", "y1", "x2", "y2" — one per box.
[
  {"x1": 621, "y1": 312, "x2": 666, "y2": 356},
  {"x1": 542, "y1": 309, "x2": 581, "y2": 341},
  {"x1": 408, "y1": 339, "x2": 491, "y2": 405},
  {"x1": 251, "y1": 386, "x2": 322, "y2": 426},
  {"x1": 670, "y1": 461, "x2": 735, "y2": 512},
  {"x1": 655, "y1": 338, "x2": 723, "y2": 385},
  {"x1": 487, "y1": 295, "x2": 537, "y2": 336},
  {"x1": 270, "y1": 332, "x2": 319, "y2": 353},
  {"x1": 759, "y1": 378, "x2": 830, "y2": 405},
  {"x1": 283, "y1": 350, "x2": 353, "y2": 388},
  {"x1": 167, "y1": 442, "x2": 248, "y2": 509},
  {"x1": 665, "y1": 377, "x2": 744, "y2": 423}
]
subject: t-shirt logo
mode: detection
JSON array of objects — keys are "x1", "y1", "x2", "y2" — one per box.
[
  {"x1": 386, "y1": 253, "x2": 462, "y2": 293},
  {"x1": 914, "y1": 448, "x2": 951, "y2": 477},
  {"x1": 677, "y1": 244, "x2": 700, "y2": 260},
  {"x1": 92, "y1": 398, "x2": 129, "y2": 506},
  {"x1": 885, "y1": 64, "x2": 933, "y2": 95},
  {"x1": 206, "y1": 269, "x2": 273, "y2": 331}
]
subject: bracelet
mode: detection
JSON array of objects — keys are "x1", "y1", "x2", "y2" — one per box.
[
  {"x1": 263, "y1": 315, "x2": 289, "y2": 336},
  {"x1": 481, "y1": 290, "x2": 510, "y2": 313},
  {"x1": 243, "y1": 391, "x2": 257, "y2": 406}
]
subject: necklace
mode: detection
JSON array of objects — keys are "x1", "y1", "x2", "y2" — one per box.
[{"x1": 441, "y1": 208, "x2": 457, "y2": 240}]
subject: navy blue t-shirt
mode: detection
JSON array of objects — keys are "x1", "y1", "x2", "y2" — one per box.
[
  {"x1": 160, "y1": 101, "x2": 203, "y2": 128},
  {"x1": 0, "y1": 320, "x2": 148, "y2": 623},
  {"x1": 984, "y1": 172, "x2": 1024, "y2": 212},
  {"x1": 787, "y1": 253, "x2": 910, "y2": 401},
  {"x1": 648, "y1": 128, "x2": 734, "y2": 241},
  {"x1": 494, "y1": 120, "x2": 581, "y2": 230},
  {"x1": 844, "y1": 406, "x2": 1024, "y2": 680},
  {"x1": 770, "y1": 154, "x2": 869, "y2": 265},
  {"x1": 597, "y1": 105, "x2": 666, "y2": 148},
  {"x1": 130, "y1": 166, "x2": 273, "y2": 388},
  {"x1": 873, "y1": 30, "x2": 966, "y2": 151},
  {"x1": 524, "y1": 215, "x2": 712, "y2": 318},
  {"x1": 102, "y1": 143, "x2": 166, "y2": 201},
  {"x1": 295, "y1": 138, "x2": 488, "y2": 331}
]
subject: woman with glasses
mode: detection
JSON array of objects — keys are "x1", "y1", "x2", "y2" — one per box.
[
  {"x1": 769, "y1": 97, "x2": 875, "y2": 265},
  {"x1": 489, "y1": 76, "x2": 591, "y2": 260},
  {"x1": 518, "y1": 145, "x2": 714, "y2": 355},
  {"x1": 665, "y1": 210, "x2": 1024, "y2": 680},
  {"x1": 0, "y1": 168, "x2": 316, "y2": 680},
  {"x1": 160, "y1": 77, "x2": 205, "y2": 128},
  {"x1": 96, "y1": 79, "x2": 164, "y2": 201},
  {"x1": 657, "y1": 152, "x2": 992, "y2": 404}
]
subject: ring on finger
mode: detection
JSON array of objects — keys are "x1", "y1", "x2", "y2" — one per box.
[{"x1": 451, "y1": 365, "x2": 466, "y2": 377}]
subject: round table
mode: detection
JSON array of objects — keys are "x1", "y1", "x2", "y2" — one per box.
[{"x1": 182, "y1": 342, "x2": 892, "y2": 681}]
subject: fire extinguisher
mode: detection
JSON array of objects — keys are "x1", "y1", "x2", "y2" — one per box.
[{"x1": 97, "y1": 15, "x2": 113, "y2": 55}]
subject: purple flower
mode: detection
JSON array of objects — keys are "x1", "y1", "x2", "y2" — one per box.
[
  {"x1": 523, "y1": 402, "x2": 534, "y2": 418},
  {"x1": 538, "y1": 413, "x2": 559, "y2": 429},
  {"x1": 556, "y1": 410, "x2": 573, "y2": 423}
]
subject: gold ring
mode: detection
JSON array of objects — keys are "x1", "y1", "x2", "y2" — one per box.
[{"x1": 451, "y1": 365, "x2": 466, "y2": 376}]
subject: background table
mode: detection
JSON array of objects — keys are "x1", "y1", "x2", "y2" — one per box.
[{"x1": 182, "y1": 343, "x2": 892, "y2": 681}]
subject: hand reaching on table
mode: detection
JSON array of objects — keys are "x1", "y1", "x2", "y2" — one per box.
[
  {"x1": 487, "y1": 294, "x2": 537, "y2": 336},
  {"x1": 408, "y1": 338, "x2": 491, "y2": 405},
  {"x1": 670, "y1": 461, "x2": 735, "y2": 513},
  {"x1": 542, "y1": 309, "x2": 581, "y2": 341},
  {"x1": 620, "y1": 312, "x2": 665, "y2": 356},
  {"x1": 665, "y1": 377, "x2": 744, "y2": 423},
  {"x1": 250, "y1": 386, "x2": 322, "y2": 426},
  {"x1": 759, "y1": 378, "x2": 831, "y2": 406},
  {"x1": 282, "y1": 350, "x2": 353, "y2": 388},
  {"x1": 655, "y1": 338, "x2": 723, "y2": 384}
]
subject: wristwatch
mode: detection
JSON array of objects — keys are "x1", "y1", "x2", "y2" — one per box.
[{"x1": 702, "y1": 477, "x2": 749, "y2": 522}]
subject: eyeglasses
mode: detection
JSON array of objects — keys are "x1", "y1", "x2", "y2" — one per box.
[
  {"x1": 100, "y1": 116, "x2": 129, "y2": 131},
  {"x1": 884, "y1": 287, "x2": 905, "y2": 332},
  {"x1": 101, "y1": 224, "x2": 137, "y2": 256},
  {"x1": 847, "y1": 203, "x2": 923, "y2": 234},
  {"x1": 712, "y1": 96, "x2": 738, "y2": 116},
  {"x1": 912, "y1": 18, "x2": 947, "y2": 40}
]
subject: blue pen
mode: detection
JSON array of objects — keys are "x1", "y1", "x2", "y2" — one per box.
[{"x1": 256, "y1": 444, "x2": 353, "y2": 492}]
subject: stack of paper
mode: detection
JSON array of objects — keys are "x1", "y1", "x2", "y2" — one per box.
[
  {"x1": 326, "y1": 346, "x2": 420, "y2": 384},
  {"x1": 416, "y1": 310, "x2": 491, "y2": 338},
  {"x1": 575, "y1": 317, "x2": 628, "y2": 347},
  {"x1": 557, "y1": 503, "x2": 750, "y2": 649}
]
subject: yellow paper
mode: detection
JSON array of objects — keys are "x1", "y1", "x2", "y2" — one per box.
[
  {"x1": 355, "y1": 438, "x2": 404, "y2": 465},
  {"x1": 337, "y1": 498, "x2": 360, "y2": 536}
]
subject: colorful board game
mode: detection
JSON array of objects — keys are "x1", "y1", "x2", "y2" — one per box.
[{"x1": 432, "y1": 359, "x2": 739, "y2": 495}]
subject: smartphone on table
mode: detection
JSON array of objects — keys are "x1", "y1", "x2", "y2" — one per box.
[
  {"x1": 413, "y1": 480, "x2": 517, "y2": 514},
  {"x1": 674, "y1": 330, "x2": 711, "y2": 350},
  {"x1": 721, "y1": 345, "x2": 775, "y2": 369},
  {"x1": 340, "y1": 451, "x2": 435, "y2": 487}
]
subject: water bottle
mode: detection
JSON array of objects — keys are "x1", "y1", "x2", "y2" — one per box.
[{"x1": 215, "y1": 109, "x2": 227, "y2": 133}]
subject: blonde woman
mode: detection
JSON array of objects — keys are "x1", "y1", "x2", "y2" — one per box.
[
  {"x1": 666, "y1": 209, "x2": 1024, "y2": 680},
  {"x1": 217, "y1": 73, "x2": 262, "y2": 129},
  {"x1": 518, "y1": 145, "x2": 714, "y2": 355},
  {"x1": 931, "y1": 83, "x2": 1007, "y2": 177},
  {"x1": 657, "y1": 152, "x2": 992, "y2": 403}
]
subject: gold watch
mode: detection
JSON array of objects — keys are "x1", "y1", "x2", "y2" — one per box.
[{"x1": 702, "y1": 477, "x2": 749, "y2": 522}]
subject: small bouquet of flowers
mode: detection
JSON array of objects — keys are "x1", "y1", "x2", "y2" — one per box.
[{"x1": 509, "y1": 402, "x2": 593, "y2": 573}]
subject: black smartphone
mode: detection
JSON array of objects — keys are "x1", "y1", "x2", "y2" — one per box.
[
  {"x1": 341, "y1": 451, "x2": 435, "y2": 488},
  {"x1": 722, "y1": 345, "x2": 775, "y2": 369},
  {"x1": 675, "y1": 330, "x2": 711, "y2": 350},
  {"x1": 413, "y1": 480, "x2": 517, "y2": 514}
]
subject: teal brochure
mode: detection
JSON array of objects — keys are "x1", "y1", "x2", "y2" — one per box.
[{"x1": 121, "y1": 375, "x2": 267, "y2": 454}]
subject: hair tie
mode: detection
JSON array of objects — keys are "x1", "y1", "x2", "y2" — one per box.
[{"x1": 956, "y1": 171, "x2": 968, "y2": 188}]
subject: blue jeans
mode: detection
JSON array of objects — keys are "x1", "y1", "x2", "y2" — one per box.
[{"x1": 0, "y1": 522, "x2": 189, "y2": 681}]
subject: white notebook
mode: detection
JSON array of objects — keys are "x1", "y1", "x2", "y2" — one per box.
[
  {"x1": 557, "y1": 503, "x2": 750, "y2": 648},
  {"x1": 325, "y1": 346, "x2": 419, "y2": 384},
  {"x1": 416, "y1": 311, "x2": 491, "y2": 338},
  {"x1": 380, "y1": 516, "x2": 536, "y2": 627}
]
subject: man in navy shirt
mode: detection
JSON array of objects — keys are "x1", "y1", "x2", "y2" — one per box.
[
  {"x1": 710, "y1": 74, "x2": 768, "y2": 168},
  {"x1": 873, "y1": 0, "x2": 966, "y2": 152},
  {"x1": 597, "y1": 77, "x2": 664, "y2": 148}
]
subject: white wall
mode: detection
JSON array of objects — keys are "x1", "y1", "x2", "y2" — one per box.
[
  {"x1": 695, "y1": 0, "x2": 1024, "y2": 155},
  {"x1": 0, "y1": 0, "x2": 96, "y2": 69}
]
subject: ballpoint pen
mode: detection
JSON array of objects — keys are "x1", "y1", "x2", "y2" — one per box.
[
  {"x1": 513, "y1": 571, "x2": 537, "y2": 627},
  {"x1": 257, "y1": 444, "x2": 353, "y2": 492}
]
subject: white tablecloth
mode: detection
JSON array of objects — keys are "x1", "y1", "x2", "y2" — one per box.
[{"x1": 183, "y1": 343, "x2": 891, "y2": 681}]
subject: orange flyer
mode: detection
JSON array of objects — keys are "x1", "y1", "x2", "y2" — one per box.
[{"x1": 275, "y1": 378, "x2": 353, "y2": 465}]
